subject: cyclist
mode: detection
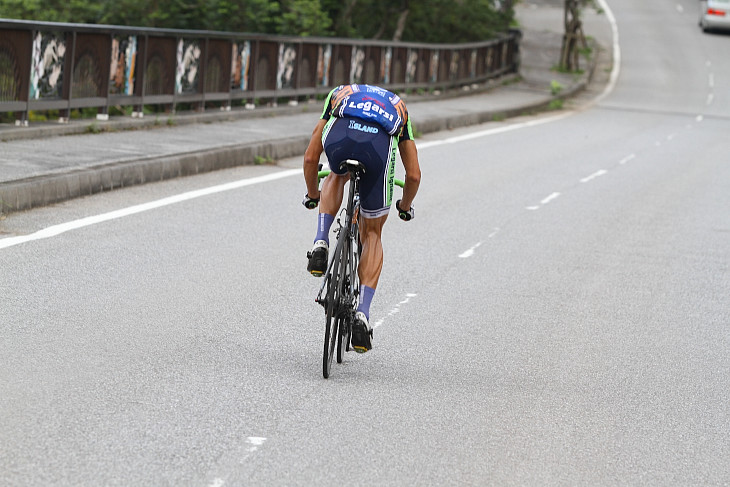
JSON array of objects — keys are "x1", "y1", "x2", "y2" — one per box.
[{"x1": 302, "y1": 84, "x2": 421, "y2": 353}]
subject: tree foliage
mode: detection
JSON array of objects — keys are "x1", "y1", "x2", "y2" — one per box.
[{"x1": 0, "y1": 0, "x2": 514, "y2": 42}]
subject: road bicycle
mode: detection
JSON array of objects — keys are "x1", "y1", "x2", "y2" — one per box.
[{"x1": 314, "y1": 160, "x2": 405, "y2": 378}]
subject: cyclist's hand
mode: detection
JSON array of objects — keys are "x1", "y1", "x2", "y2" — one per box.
[
  {"x1": 302, "y1": 193, "x2": 320, "y2": 209},
  {"x1": 396, "y1": 199, "x2": 414, "y2": 221}
]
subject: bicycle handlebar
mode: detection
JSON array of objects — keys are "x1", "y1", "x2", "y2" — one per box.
[{"x1": 317, "y1": 170, "x2": 405, "y2": 188}]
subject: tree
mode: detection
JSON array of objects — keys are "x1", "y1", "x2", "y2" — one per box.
[
  {"x1": 560, "y1": 0, "x2": 593, "y2": 71},
  {"x1": 0, "y1": 0, "x2": 102, "y2": 23},
  {"x1": 276, "y1": 0, "x2": 332, "y2": 36},
  {"x1": 0, "y1": 0, "x2": 515, "y2": 42}
]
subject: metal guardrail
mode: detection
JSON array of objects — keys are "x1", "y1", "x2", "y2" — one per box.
[{"x1": 0, "y1": 19, "x2": 521, "y2": 124}]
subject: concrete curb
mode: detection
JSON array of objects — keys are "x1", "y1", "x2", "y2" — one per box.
[{"x1": 0, "y1": 136, "x2": 310, "y2": 214}]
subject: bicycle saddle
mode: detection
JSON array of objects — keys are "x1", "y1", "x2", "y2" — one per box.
[{"x1": 339, "y1": 159, "x2": 366, "y2": 175}]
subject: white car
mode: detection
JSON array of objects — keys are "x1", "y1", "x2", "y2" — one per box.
[{"x1": 700, "y1": 0, "x2": 730, "y2": 32}]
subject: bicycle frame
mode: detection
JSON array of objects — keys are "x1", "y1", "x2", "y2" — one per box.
[{"x1": 315, "y1": 164, "x2": 363, "y2": 308}]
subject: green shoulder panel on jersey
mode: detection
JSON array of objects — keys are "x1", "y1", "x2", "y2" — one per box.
[
  {"x1": 320, "y1": 87, "x2": 338, "y2": 119},
  {"x1": 405, "y1": 118, "x2": 414, "y2": 140},
  {"x1": 397, "y1": 117, "x2": 414, "y2": 142}
]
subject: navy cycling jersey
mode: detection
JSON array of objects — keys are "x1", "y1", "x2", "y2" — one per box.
[{"x1": 321, "y1": 84, "x2": 414, "y2": 142}]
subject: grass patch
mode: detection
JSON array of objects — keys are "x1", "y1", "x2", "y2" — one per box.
[
  {"x1": 549, "y1": 99, "x2": 564, "y2": 110},
  {"x1": 550, "y1": 80, "x2": 564, "y2": 96},
  {"x1": 254, "y1": 155, "x2": 275, "y2": 165}
]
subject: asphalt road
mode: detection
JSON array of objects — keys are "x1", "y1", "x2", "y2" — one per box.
[{"x1": 1, "y1": 0, "x2": 729, "y2": 485}]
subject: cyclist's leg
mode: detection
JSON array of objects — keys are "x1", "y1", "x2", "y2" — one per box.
[
  {"x1": 358, "y1": 214, "x2": 387, "y2": 291},
  {"x1": 308, "y1": 120, "x2": 351, "y2": 276},
  {"x1": 319, "y1": 172, "x2": 347, "y2": 217},
  {"x1": 317, "y1": 117, "x2": 357, "y2": 240},
  {"x1": 350, "y1": 134, "x2": 395, "y2": 352},
  {"x1": 351, "y1": 214, "x2": 385, "y2": 353},
  {"x1": 357, "y1": 214, "x2": 387, "y2": 323}
]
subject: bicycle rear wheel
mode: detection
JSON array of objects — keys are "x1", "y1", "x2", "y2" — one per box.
[
  {"x1": 336, "y1": 238, "x2": 352, "y2": 364},
  {"x1": 337, "y1": 227, "x2": 359, "y2": 361},
  {"x1": 323, "y1": 236, "x2": 344, "y2": 378},
  {"x1": 336, "y1": 314, "x2": 348, "y2": 364}
]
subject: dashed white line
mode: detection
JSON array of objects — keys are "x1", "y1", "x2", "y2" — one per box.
[
  {"x1": 709, "y1": 73, "x2": 715, "y2": 89},
  {"x1": 459, "y1": 242, "x2": 482, "y2": 258},
  {"x1": 526, "y1": 192, "x2": 561, "y2": 211},
  {"x1": 373, "y1": 293, "x2": 417, "y2": 329},
  {"x1": 209, "y1": 438, "x2": 267, "y2": 487},
  {"x1": 541, "y1": 192, "x2": 561, "y2": 205},
  {"x1": 707, "y1": 93, "x2": 714, "y2": 106},
  {"x1": 696, "y1": 115, "x2": 704, "y2": 122},
  {"x1": 246, "y1": 437, "x2": 267, "y2": 453},
  {"x1": 458, "y1": 228, "x2": 500, "y2": 258},
  {"x1": 676, "y1": 4, "x2": 684, "y2": 13},
  {"x1": 619, "y1": 153, "x2": 636, "y2": 165},
  {"x1": 580, "y1": 169, "x2": 608, "y2": 183}
]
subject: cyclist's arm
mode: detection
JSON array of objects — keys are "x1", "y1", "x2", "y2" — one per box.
[
  {"x1": 303, "y1": 88, "x2": 339, "y2": 199},
  {"x1": 303, "y1": 119, "x2": 327, "y2": 200},
  {"x1": 397, "y1": 139, "x2": 420, "y2": 211}
]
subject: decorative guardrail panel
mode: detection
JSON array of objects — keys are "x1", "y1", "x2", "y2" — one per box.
[{"x1": 0, "y1": 19, "x2": 521, "y2": 123}]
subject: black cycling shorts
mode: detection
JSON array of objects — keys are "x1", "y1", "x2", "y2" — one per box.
[{"x1": 321, "y1": 116, "x2": 397, "y2": 218}]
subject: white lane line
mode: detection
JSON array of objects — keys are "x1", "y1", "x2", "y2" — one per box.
[
  {"x1": 527, "y1": 192, "x2": 561, "y2": 210},
  {"x1": 676, "y1": 4, "x2": 684, "y2": 13},
  {"x1": 459, "y1": 242, "x2": 482, "y2": 258},
  {"x1": 246, "y1": 437, "x2": 267, "y2": 452},
  {"x1": 707, "y1": 93, "x2": 714, "y2": 106},
  {"x1": 580, "y1": 169, "x2": 608, "y2": 183},
  {"x1": 619, "y1": 153, "x2": 636, "y2": 165},
  {"x1": 208, "y1": 437, "x2": 267, "y2": 487},
  {"x1": 696, "y1": 115, "x2": 704, "y2": 122},
  {"x1": 0, "y1": 169, "x2": 301, "y2": 250},
  {"x1": 709, "y1": 73, "x2": 715, "y2": 89},
  {"x1": 458, "y1": 227, "x2": 500, "y2": 258},
  {"x1": 417, "y1": 112, "x2": 572, "y2": 150},
  {"x1": 667, "y1": 133, "x2": 676, "y2": 141},
  {"x1": 2, "y1": 113, "x2": 579, "y2": 251},
  {"x1": 541, "y1": 192, "x2": 561, "y2": 205},
  {"x1": 373, "y1": 293, "x2": 417, "y2": 329},
  {"x1": 593, "y1": 0, "x2": 621, "y2": 104}
]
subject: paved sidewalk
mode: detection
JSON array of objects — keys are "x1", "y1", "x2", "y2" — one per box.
[{"x1": 0, "y1": 1, "x2": 609, "y2": 215}]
